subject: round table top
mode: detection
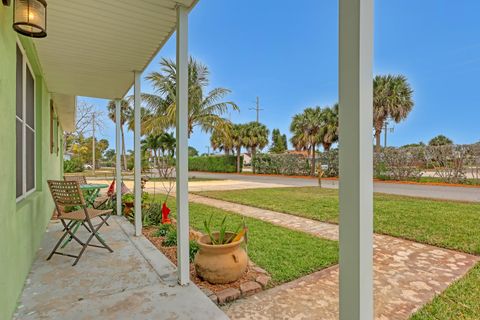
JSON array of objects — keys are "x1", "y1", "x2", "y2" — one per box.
[{"x1": 80, "y1": 183, "x2": 109, "y2": 190}]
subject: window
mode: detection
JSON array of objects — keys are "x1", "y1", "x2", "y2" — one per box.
[{"x1": 16, "y1": 42, "x2": 36, "y2": 201}]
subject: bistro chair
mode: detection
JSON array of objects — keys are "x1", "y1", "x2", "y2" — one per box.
[
  {"x1": 63, "y1": 175, "x2": 87, "y2": 184},
  {"x1": 47, "y1": 180, "x2": 113, "y2": 266},
  {"x1": 64, "y1": 175, "x2": 111, "y2": 226}
]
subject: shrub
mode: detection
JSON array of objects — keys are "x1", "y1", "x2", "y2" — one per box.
[
  {"x1": 424, "y1": 145, "x2": 469, "y2": 183},
  {"x1": 154, "y1": 223, "x2": 173, "y2": 237},
  {"x1": 318, "y1": 149, "x2": 339, "y2": 178},
  {"x1": 252, "y1": 153, "x2": 310, "y2": 176},
  {"x1": 188, "y1": 155, "x2": 241, "y2": 173},
  {"x1": 143, "y1": 202, "x2": 163, "y2": 226},
  {"x1": 163, "y1": 227, "x2": 177, "y2": 247},
  {"x1": 189, "y1": 240, "x2": 199, "y2": 262},
  {"x1": 64, "y1": 158, "x2": 84, "y2": 173},
  {"x1": 374, "y1": 147, "x2": 423, "y2": 181}
]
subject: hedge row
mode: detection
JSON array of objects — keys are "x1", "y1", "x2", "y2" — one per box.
[
  {"x1": 189, "y1": 155, "x2": 242, "y2": 173},
  {"x1": 252, "y1": 153, "x2": 311, "y2": 176}
]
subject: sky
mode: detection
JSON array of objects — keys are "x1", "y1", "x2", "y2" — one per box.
[{"x1": 80, "y1": 0, "x2": 480, "y2": 154}]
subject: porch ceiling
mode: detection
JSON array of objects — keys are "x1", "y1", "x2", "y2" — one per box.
[{"x1": 33, "y1": 0, "x2": 197, "y2": 100}]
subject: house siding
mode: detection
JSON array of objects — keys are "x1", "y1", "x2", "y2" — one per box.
[{"x1": 1, "y1": 6, "x2": 63, "y2": 320}]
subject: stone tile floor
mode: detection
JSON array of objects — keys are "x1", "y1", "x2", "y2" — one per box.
[
  {"x1": 14, "y1": 216, "x2": 227, "y2": 320},
  {"x1": 190, "y1": 194, "x2": 479, "y2": 320}
]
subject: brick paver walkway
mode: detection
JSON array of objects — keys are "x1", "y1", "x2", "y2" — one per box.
[{"x1": 189, "y1": 194, "x2": 479, "y2": 320}]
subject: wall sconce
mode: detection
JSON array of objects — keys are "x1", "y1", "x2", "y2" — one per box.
[
  {"x1": 2, "y1": 0, "x2": 12, "y2": 6},
  {"x1": 13, "y1": 0, "x2": 47, "y2": 38}
]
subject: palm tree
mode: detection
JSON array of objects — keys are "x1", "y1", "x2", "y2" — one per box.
[
  {"x1": 127, "y1": 107, "x2": 152, "y2": 136},
  {"x1": 290, "y1": 107, "x2": 323, "y2": 176},
  {"x1": 231, "y1": 124, "x2": 246, "y2": 173},
  {"x1": 107, "y1": 99, "x2": 132, "y2": 170},
  {"x1": 142, "y1": 57, "x2": 239, "y2": 137},
  {"x1": 141, "y1": 134, "x2": 161, "y2": 167},
  {"x1": 158, "y1": 132, "x2": 176, "y2": 157},
  {"x1": 319, "y1": 104, "x2": 339, "y2": 151},
  {"x1": 210, "y1": 123, "x2": 234, "y2": 155},
  {"x1": 373, "y1": 74, "x2": 414, "y2": 152},
  {"x1": 243, "y1": 122, "x2": 269, "y2": 174}
]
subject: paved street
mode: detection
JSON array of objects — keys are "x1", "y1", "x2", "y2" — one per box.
[{"x1": 189, "y1": 172, "x2": 480, "y2": 202}]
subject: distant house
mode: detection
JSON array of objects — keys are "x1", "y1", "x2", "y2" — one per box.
[
  {"x1": 242, "y1": 153, "x2": 252, "y2": 165},
  {"x1": 64, "y1": 152, "x2": 73, "y2": 161}
]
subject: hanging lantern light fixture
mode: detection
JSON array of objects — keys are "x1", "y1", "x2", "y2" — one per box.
[{"x1": 13, "y1": 0, "x2": 47, "y2": 38}]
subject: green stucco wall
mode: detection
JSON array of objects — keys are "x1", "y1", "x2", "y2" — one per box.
[{"x1": 1, "y1": 6, "x2": 63, "y2": 319}]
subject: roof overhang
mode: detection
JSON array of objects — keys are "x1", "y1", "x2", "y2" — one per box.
[
  {"x1": 51, "y1": 93, "x2": 76, "y2": 132},
  {"x1": 32, "y1": 0, "x2": 198, "y2": 128}
]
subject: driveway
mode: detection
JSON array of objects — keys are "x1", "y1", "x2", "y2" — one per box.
[{"x1": 189, "y1": 172, "x2": 480, "y2": 202}]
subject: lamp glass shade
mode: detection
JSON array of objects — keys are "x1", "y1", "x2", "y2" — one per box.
[{"x1": 13, "y1": 0, "x2": 47, "y2": 38}]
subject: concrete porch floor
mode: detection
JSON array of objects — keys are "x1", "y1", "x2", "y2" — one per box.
[{"x1": 14, "y1": 216, "x2": 228, "y2": 320}]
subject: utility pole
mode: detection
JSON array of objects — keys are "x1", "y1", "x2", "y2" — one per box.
[
  {"x1": 383, "y1": 120, "x2": 394, "y2": 148},
  {"x1": 249, "y1": 96, "x2": 264, "y2": 123},
  {"x1": 205, "y1": 146, "x2": 210, "y2": 156},
  {"x1": 92, "y1": 113, "x2": 96, "y2": 174}
]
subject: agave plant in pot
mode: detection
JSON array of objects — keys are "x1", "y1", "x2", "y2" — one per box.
[{"x1": 194, "y1": 215, "x2": 248, "y2": 284}]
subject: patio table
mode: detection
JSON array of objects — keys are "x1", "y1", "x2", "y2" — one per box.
[
  {"x1": 61, "y1": 183, "x2": 109, "y2": 248},
  {"x1": 80, "y1": 183, "x2": 109, "y2": 207}
]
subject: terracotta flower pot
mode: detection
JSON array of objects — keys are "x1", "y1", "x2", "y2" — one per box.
[
  {"x1": 194, "y1": 232, "x2": 248, "y2": 284},
  {"x1": 123, "y1": 201, "x2": 134, "y2": 214}
]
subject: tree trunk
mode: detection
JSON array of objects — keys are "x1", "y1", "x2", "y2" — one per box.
[
  {"x1": 310, "y1": 144, "x2": 316, "y2": 176},
  {"x1": 121, "y1": 125, "x2": 128, "y2": 170},
  {"x1": 323, "y1": 143, "x2": 331, "y2": 151},
  {"x1": 374, "y1": 120, "x2": 383, "y2": 153},
  {"x1": 153, "y1": 149, "x2": 158, "y2": 170},
  {"x1": 252, "y1": 146, "x2": 257, "y2": 174},
  {"x1": 236, "y1": 147, "x2": 241, "y2": 173},
  {"x1": 374, "y1": 130, "x2": 381, "y2": 153}
]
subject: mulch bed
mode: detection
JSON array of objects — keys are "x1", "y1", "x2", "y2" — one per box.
[{"x1": 143, "y1": 226, "x2": 269, "y2": 296}]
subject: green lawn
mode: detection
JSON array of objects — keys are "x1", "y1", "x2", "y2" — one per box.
[
  {"x1": 158, "y1": 197, "x2": 338, "y2": 284},
  {"x1": 411, "y1": 263, "x2": 480, "y2": 320},
  {"x1": 196, "y1": 187, "x2": 480, "y2": 254}
]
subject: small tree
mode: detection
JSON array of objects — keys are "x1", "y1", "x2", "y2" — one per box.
[
  {"x1": 270, "y1": 128, "x2": 288, "y2": 154},
  {"x1": 429, "y1": 135, "x2": 453, "y2": 146},
  {"x1": 188, "y1": 146, "x2": 199, "y2": 157}
]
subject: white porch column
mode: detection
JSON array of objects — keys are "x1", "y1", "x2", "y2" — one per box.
[
  {"x1": 115, "y1": 99, "x2": 122, "y2": 216},
  {"x1": 338, "y1": 0, "x2": 374, "y2": 319},
  {"x1": 176, "y1": 4, "x2": 190, "y2": 286},
  {"x1": 134, "y1": 71, "x2": 142, "y2": 237}
]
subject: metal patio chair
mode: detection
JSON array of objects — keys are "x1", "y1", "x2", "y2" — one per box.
[{"x1": 47, "y1": 180, "x2": 113, "y2": 266}]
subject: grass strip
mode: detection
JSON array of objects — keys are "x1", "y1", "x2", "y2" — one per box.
[
  {"x1": 196, "y1": 187, "x2": 480, "y2": 254},
  {"x1": 158, "y1": 197, "x2": 339, "y2": 284}
]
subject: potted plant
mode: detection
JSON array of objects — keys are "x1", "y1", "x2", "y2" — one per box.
[
  {"x1": 194, "y1": 215, "x2": 248, "y2": 284},
  {"x1": 122, "y1": 193, "x2": 134, "y2": 214}
]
